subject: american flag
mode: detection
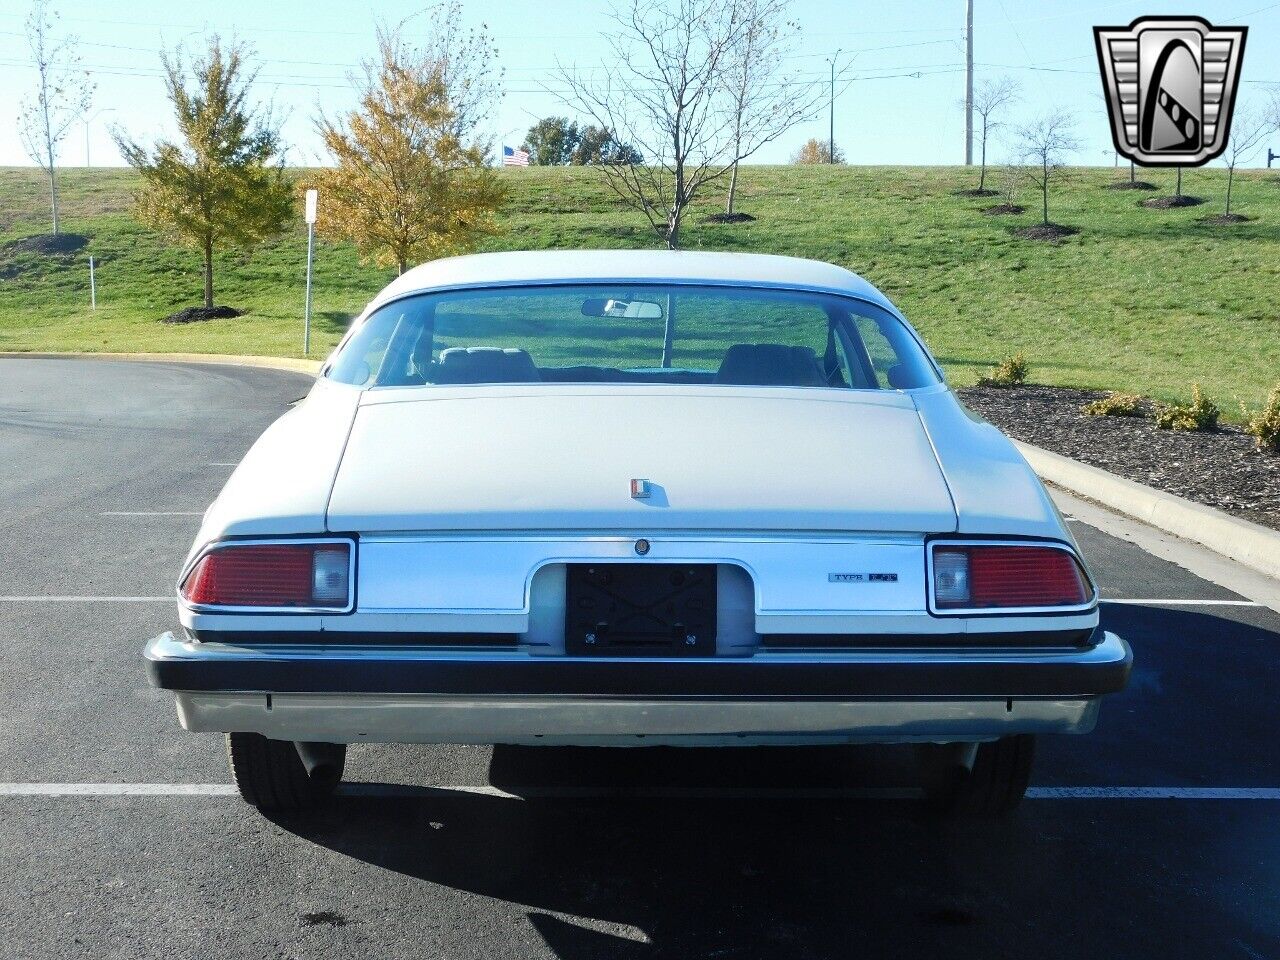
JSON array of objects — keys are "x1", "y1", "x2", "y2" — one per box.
[{"x1": 502, "y1": 145, "x2": 530, "y2": 167}]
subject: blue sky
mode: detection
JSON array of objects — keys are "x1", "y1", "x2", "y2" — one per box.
[{"x1": 0, "y1": 0, "x2": 1275, "y2": 168}]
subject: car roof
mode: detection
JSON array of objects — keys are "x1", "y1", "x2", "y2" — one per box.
[{"x1": 368, "y1": 250, "x2": 897, "y2": 312}]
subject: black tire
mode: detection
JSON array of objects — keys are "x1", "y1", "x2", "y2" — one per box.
[
  {"x1": 921, "y1": 735, "x2": 1035, "y2": 816},
  {"x1": 226, "y1": 733, "x2": 345, "y2": 811}
]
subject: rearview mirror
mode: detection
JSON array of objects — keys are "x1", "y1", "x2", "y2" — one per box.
[{"x1": 581, "y1": 297, "x2": 664, "y2": 320}]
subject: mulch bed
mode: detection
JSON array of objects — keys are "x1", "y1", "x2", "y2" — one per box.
[
  {"x1": 160, "y1": 305, "x2": 243, "y2": 324},
  {"x1": 952, "y1": 188, "x2": 999, "y2": 198},
  {"x1": 3, "y1": 233, "x2": 89, "y2": 255},
  {"x1": 1141, "y1": 195, "x2": 1205, "y2": 208},
  {"x1": 982, "y1": 204, "x2": 1024, "y2": 216},
  {"x1": 1012, "y1": 223, "x2": 1078, "y2": 242},
  {"x1": 1105, "y1": 180, "x2": 1157, "y2": 190},
  {"x1": 704, "y1": 212, "x2": 757, "y2": 224},
  {"x1": 958, "y1": 384, "x2": 1280, "y2": 532},
  {"x1": 1198, "y1": 213, "x2": 1251, "y2": 225}
]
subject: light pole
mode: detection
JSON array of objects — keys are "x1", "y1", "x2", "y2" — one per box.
[
  {"x1": 81, "y1": 108, "x2": 116, "y2": 168},
  {"x1": 303, "y1": 189, "x2": 318, "y2": 355},
  {"x1": 825, "y1": 50, "x2": 841, "y2": 164}
]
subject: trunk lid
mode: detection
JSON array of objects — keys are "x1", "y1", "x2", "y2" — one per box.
[{"x1": 326, "y1": 387, "x2": 957, "y2": 533}]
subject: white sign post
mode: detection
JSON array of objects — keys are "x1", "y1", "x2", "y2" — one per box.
[
  {"x1": 303, "y1": 189, "x2": 318, "y2": 355},
  {"x1": 88, "y1": 256, "x2": 96, "y2": 310}
]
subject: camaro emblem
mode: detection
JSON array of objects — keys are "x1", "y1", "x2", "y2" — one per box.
[
  {"x1": 630, "y1": 478, "x2": 651, "y2": 499},
  {"x1": 1094, "y1": 16, "x2": 1246, "y2": 167}
]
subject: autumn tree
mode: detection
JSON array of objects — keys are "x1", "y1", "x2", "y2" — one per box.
[
  {"x1": 17, "y1": 0, "x2": 93, "y2": 235},
  {"x1": 1219, "y1": 102, "x2": 1279, "y2": 217},
  {"x1": 572, "y1": 125, "x2": 642, "y2": 165},
  {"x1": 720, "y1": 0, "x2": 822, "y2": 215},
  {"x1": 1015, "y1": 110, "x2": 1079, "y2": 226},
  {"x1": 966, "y1": 76, "x2": 1019, "y2": 193},
  {"x1": 559, "y1": 0, "x2": 815, "y2": 249},
  {"x1": 792, "y1": 137, "x2": 844, "y2": 164},
  {"x1": 525, "y1": 116, "x2": 580, "y2": 165},
  {"x1": 114, "y1": 38, "x2": 291, "y2": 309},
  {"x1": 314, "y1": 8, "x2": 505, "y2": 274}
]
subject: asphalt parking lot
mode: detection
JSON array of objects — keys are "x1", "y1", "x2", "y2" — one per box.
[{"x1": 1, "y1": 357, "x2": 1278, "y2": 960}]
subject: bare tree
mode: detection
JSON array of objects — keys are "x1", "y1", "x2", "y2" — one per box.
[
  {"x1": 1220, "y1": 102, "x2": 1279, "y2": 216},
  {"x1": 720, "y1": 0, "x2": 823, "y2": 216},
  {"x1": 1016, "y1": 110, "x2": 1079, "y2": 226},
  {"x1": 964, "y1": 76, "x2": 1019, "y2": 193},
  {"x1": 558, "y1": 0, "x2": 818, "y2": 248},
  {"x1": 16, "y1": 0, "x2": 93, "y2": 235}
]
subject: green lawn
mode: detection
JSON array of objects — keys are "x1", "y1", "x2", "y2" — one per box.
[{"x1": 1, "y1": 163, "x2": 1278, "y2": 410}]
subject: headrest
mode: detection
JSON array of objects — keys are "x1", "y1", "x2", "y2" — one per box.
[
  {"x1": 434, "y1": 347, "x2": 541, "y2": 384},
  {"x1": 714, "y1": 343, "x2": 827, "y2": 387}
]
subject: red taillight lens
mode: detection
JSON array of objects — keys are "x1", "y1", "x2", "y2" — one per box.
[
  {"x1": 181, "y1": 543, "x2": 350, "y2": 608},
  {"x1": 933, "y1": 545, "x2": 1090, "y2": 610}
]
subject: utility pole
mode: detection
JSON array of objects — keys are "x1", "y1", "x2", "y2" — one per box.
[
  {"x1": 826, "y1": 49, "x2": 841, "y2": 163},
  {"x1": 964, "y1": 0, "x2": 974, "y2": 165},
  {"x1": 81, "y1": 108, "x2": 115, "y2": 168},
  {"x1": 303, "y1": 189, "x2": 318, "y2": 355}
]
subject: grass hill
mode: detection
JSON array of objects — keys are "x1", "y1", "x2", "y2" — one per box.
[{"x1": 1, "y1": 163, "x2": 1278, "y2": 409}]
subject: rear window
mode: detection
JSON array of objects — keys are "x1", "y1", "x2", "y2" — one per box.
[{"x1": 325, "y1": 284, "x2": 939, "y2": 390}]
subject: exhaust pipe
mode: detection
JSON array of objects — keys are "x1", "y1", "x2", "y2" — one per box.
[{"x1": 293, "y1": 741, "x2": 345, "y2": 789}]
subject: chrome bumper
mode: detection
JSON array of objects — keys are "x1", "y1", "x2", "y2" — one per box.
[{"x1": 147, "y1": 631, "x2": 1130, "y2": 746}]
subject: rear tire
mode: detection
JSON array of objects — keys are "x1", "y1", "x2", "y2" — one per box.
[
  {"x1": 921, "y1": 734, "x2": 1035, "y2": 816},
  {"x1": 226, "y1": 733, "x2": 345, "y2": 811}
]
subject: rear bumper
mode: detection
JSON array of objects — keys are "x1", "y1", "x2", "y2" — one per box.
[{"x1": 145, "y1": 630, "x2": 1130, "y2": 745}]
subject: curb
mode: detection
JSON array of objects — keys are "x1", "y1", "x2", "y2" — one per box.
[
  {"x1": 0, "y1": 351, "x2": 322, "y2": 376},
  {"x1": 1014, "y1": 439, "x2": 1280, "y2": 582}
]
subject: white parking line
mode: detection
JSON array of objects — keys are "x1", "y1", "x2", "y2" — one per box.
[
  {"x1": 101, "y1": 511, "x2": 203, "y2": 517},
  {"x1": 1103, "y1": 598, "x2": 1261, "y2": 606},
  {"x1": 0, "y1": 596, "x2": 172, "y2": 602},
  {"x1": 2, "y1": 783, "x2": 1279, "y2": 800}
]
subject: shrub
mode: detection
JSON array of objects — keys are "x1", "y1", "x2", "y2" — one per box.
[
  {"x1": 1155, "y1": 383, "x2": 1219, "y2": 431},
  {"x1": 1082, "y1": 392, "x2": 1145, "y2": 417},
  {"x1": 1241, "y1": 385, "x2": 1280, "y2": 452},
  {"x1": 977, "y1": 352, "x2": 1029, "y2": 388}
]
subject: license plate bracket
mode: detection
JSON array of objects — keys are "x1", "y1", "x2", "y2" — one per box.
[{"x1": 565, "y1": 563, "x2": 717, "y2": 657}]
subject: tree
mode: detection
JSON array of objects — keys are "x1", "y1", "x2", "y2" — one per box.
[
  {"x1": 16, "y1": 0, "x2": 93, "y2": 235},
  {"x1": 314, "y1": 10, "x2": 505, "y2": 275},
  {"x1": 966, "y1": 76, "x2": 1019, "y2": 193},
  {"x1": 1015, "y1": 111, "x2": 1079, "y2": 226},
  {"x1": 572, "y1": 125, "x2": 642, "y2": 165},
  {"x1": 720, "y1": 0, "x2": 824, "y2": 215},
  {"x1": 559, "y1": 0, "x2": 814, "y2": 249},
  {"x1": 792, "y1": 137, "x2": 844, "y2": 164},
  {"x1": 524, "y1": 116, "x2": 580, "y2": 165},
  {"x1": 114, "y1": 39, "x2": 292, "y2": 309},
  {"x1": 1220, "y1": 104, "x2": 1278, "y2": 216}
]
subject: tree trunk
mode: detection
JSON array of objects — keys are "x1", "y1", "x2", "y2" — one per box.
[
  {"x1": 397, "y1": 258, "x2": 407, "y2": 276},
  {"x1": 48, "y1": 164, "x2": 59, "y2": 235},
  {"x1": 978, "y1": 132, "x2": 987, "y2": 192},
  {"x1": 1225, "y1": 166, "x2": 1234, "y2": 215},
  {"x1": 666, "y1": 208, "x2": 681, "y2": 250},
  {"x1": 726, "y1": 160, "x2": 739, "y2": 215},
  {"x1": 1042, "y1": 163, "x2": 1050, "y2": 226},
  {"x1": 202, "y1": 237, "x2": 214, "y2": 309}
]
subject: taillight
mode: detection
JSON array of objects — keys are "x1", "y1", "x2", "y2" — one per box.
[
  {"x1": 181, "y1": 542, "x2": 351, "y2": 609},
  {"x1": 932, "y1": 544, "x2": 1090, "y2": 611}
]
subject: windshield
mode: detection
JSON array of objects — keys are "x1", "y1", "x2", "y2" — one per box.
[{"x1": 325, "y1": 284, "x2": 940, "y2": 390}]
